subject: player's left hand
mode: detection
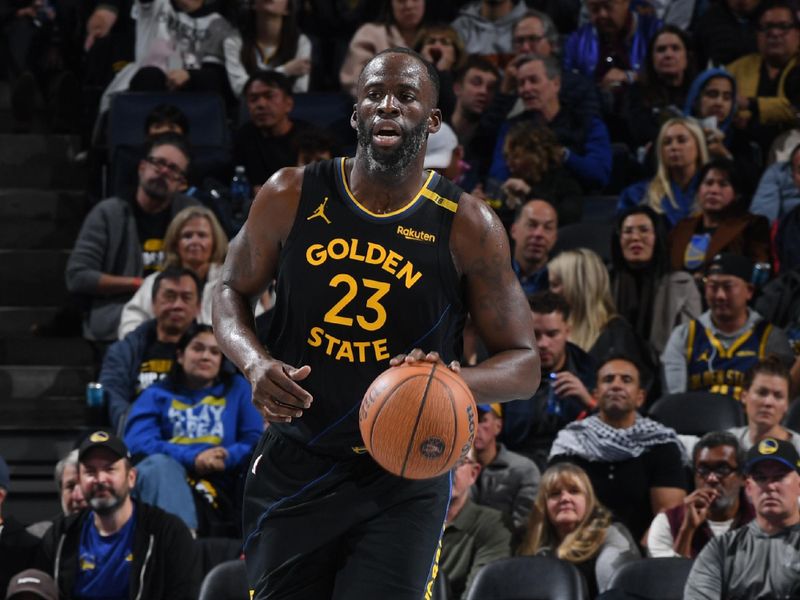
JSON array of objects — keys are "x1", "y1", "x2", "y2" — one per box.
[{"x1": 389, "y1": 348, "x2": 461, "y2": 373}]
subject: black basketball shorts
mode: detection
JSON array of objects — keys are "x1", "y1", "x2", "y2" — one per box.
[{"x1": 242, "y1": 427, "x2": 452, "y2": 600}]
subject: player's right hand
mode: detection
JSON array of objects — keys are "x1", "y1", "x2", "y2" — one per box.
[{"x1": 247, "y1": 358, "x2": 313, "y2": 423}]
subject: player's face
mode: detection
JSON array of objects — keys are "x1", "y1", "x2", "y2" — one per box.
[
  {"x1": 746, "y1": 462, "x2": 800, "y2": 522},
  {"x1": 594, "y1": 359, "x2": 644, "y2": 420},
  {"x1": 694, "y1": 445, "x2": 743, "y2": 511},
  {"x1": 619, "y1": 212, "x2": 655, "y2": 266},
  {"x1": 153, "y1": 275, "x2": 200, "y2": 335},
  {"x1": 699, "y1": 77, "x2": 734, "y2": 122},
  {"x1": 473, "y1": 411, "x2": 502, "y2": 451},
  {"x1": 454, "y1": 68, "x2": 498, "y2": 116},
  {"x1": 246, "y1": 81, "x2": 293, "y2": 131},
  {"x1": 545, "y1": 478, "x2": 587, "y2": 537},
  {"x1": 531, "y1": 310, "x2": 568, "y2": 372},
  {"x1": 79, "y1": 450, "x2": 135, "y2": 516},
  {"x1": 704, "y1": 274, "x2": 753, "y2": 323},
  {"x1": 178, "y1": 217, "x2": 214, "y2": 269},
  {"x1": 743, "y1": 373, "x2": 790, "y2": 430},
  {"x1": 177, "y1": 331, "x2": 223, "y2": 384},
  {"x1": 60, "y1": 462, "x2": 88, "y2": 516},
  {"x1": 353, "y1": 52, "x2": 441, "y2": 175}
]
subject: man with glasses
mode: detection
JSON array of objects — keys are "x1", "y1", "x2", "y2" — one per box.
[
  {"x1": 728, "y1": 0, "x2": 800, "y2": 152},
  {"x1": 66, "y1": 133, "x2": 199, "y2": 341},
  {"x1": 647, "y1": 431, "x2": 754, "y2": 558},
  {"x1": 684, "y1": 437, "x2": 800, "y2": 599},
  {"x1": 661, "y1": 252, "x2": 793, "y2": 399}
]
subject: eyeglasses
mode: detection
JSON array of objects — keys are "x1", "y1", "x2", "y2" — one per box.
[
  {"x1": 695, "y1": 464, "x2": 737, "y2": 479},
  {"x1": 145, "y1": 155, "x2": 187, "y2": 181},
  {"x1": 512, "y1": 34, "x2": 546, "y2": 48},
  {"x1": 757, "y1": 21, "x2": 796, "y2": 33}
]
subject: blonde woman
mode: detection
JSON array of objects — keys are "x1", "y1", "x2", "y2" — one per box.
[
  {"x1": 519, "y1": 463, "x2": 639, "y2": 597},
  {"x1": 618, "y1": 117, "x2": 709, "y2": 228},
  {"x1": 118, "y1": 206, "x2": 244, "y2": 337},
  {"x1": 548, "y1": 248, "x2": 658, "y2": 391}
]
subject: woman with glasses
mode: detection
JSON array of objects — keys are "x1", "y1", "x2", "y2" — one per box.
[
  {"x1": 611, "y1": 205, "x2": 701, "y2": 354},
  {"x1": 667, "y1": 157, "x2": 770, "y2": 277},
  {"x1": 728, "y1": 356, "x2": 800, "y2": 454},
  {"x1": 518, "y1": 463, "x2": 639, "y2": 597}
]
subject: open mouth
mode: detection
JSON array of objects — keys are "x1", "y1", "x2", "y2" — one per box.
[{"x1": 373, "y1": 121, "x2": 402, "y2": 146}]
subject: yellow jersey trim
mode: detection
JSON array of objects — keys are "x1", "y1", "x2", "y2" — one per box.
[
  {"x1": 420, "y1": 187, "x2": 458, "y2": 213},
  {"x1": 339, "y1": 158, "x2": 434, "y2": 218}
]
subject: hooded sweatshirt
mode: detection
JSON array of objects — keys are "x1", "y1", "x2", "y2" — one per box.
[{"x1": 451, "y1": 0, "x2": 528, "y2": 63}]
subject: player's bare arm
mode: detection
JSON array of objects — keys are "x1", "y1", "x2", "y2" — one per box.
[
  {"x1": 213, "y1": 167, "x2": 313, "y2": 423},
  {"x1": 450, "y1": 192, "x2": 540, "y2": 403}
]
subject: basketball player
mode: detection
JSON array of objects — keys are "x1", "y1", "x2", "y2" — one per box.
[{"x1": 213, "y1": 48, "x2": 539, "y2": 599}]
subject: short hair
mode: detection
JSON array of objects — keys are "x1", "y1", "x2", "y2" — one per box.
[
  {"x1": 359, "y1": 47, "x2": 441, "y2": 107},
  {"x1": 295, "y1": 127, "x2": 339, "y2": 158},
  {"x1": 513, "y1": 9, "x2": 559, "y2": 53},
  {"x1": 454, "y1": 54, "x2": 500, "y2": 85},
  {"x1": 513, "y1": 53, "x2": 561, "y2": 81},
  {"x1": 151, "y1": 266, "x2": 202, "y2": 303},
  {"x1": 597, "y1": 353, "x2": 643, "y2": 384},
  {"x1": 144, "y1": 104, "x2": 189, "y2": 136},
  {"x1": 756, "y1": 0, "x2": 800, "y2": 27},
  {"x1": 512, "y1": 197, "x2": 557, "y2": 225},
  {"x1": 244, "y1": 70, "x2": 293, "y2": 97},
  {"x1": 144, "y1": 132, "x2": 191, "y2": 167},
  {"x1": 742, "y1": 355, "x2": 792, "y2": 392},
  {"x1": 692, "y1": 431, "x2": 746, "y2": 472},
  {"x1": 528, "y1": 290, "x2": 571, "y2": 321},
  {"x1": 54, "y1": 449, "x2": 80, "y2": 490},
  {"x1": 162, "y1": 206, "x2": 228, "y2": 268}
]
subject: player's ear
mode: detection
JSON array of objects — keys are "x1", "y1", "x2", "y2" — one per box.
[
  {"x1": 427, "y1": 108, "x2": 442, "y2": 135},
  {"x1": 350, "y1": 105, "x2": 358, "y2": 131}
]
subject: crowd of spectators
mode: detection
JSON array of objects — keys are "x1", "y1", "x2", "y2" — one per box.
[{"x1": 4, "y1": 0, "x2": 800, "y2": 597}]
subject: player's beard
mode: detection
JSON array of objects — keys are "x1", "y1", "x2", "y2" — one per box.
[{"x1": 357, "y1": 117, "x2": 428, "y2": 176}]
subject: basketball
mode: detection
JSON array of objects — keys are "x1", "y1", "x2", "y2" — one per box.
[{"x1": 359, "y1": 362, "x2": 477, "y2": 479}]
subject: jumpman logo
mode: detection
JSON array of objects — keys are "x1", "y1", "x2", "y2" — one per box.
[{"x1": 307, "y1": 197, "x2": 331, "y2": 224}]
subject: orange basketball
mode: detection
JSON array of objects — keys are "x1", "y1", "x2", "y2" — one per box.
[{"x1": 359, "y1": 362, "x2": 477, "y2": 479}]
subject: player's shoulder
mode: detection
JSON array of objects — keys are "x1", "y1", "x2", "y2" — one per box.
[{"x1": 450, "y1": 192, "x2": 510, "y2": 260}]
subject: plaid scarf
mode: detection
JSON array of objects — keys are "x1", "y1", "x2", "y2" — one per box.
[{"x1": 549, "y1": 415, "x2": 689, "y2": 465}]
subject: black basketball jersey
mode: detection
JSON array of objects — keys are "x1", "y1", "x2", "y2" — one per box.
[{"x1": 265, "y1": 158, "x2": 468, "y2": 454}]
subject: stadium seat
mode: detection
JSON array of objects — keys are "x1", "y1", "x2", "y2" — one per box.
[
  {"x1": 606, "y1": 557, "x2": 694, "y2": 600},
  {"x1": 580, "y1": 195, "x2": 621, "y2": 223},
  {"x1": 198, "y1": 559, "x2": 248, "y2": 600},
  {"x1": 465, "y1": 556, "x2": 589, "y2": 600},
  {"x1": 107, "y1": 92, "x2": 229, "y2": 151},
  {"x1": 551, "y1": 221, "x2": 614, "y2": 264},
  {"x1": 648, "y1": 392, "x2": 745, "y2": 436}
]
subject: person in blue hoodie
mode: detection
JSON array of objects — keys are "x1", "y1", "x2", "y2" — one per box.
[
  {"x1": 124, "y1": 323, "x2": 263, "y2": 534},
  {"x1": 683, "y1": 67, "x2": 761, "y2": 195}
]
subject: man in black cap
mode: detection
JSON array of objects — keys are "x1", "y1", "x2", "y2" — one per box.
[
  {"x1": 685, "y1": 437, "x2": 800, "y2": 599},
  {"x1": 661, "y1": 252, "x2": 794, "y2": 400},
  {"x1": 5, "y1": 568, "x2": 57, "y2": 600},
  {"x1": 35, "y1": 431, "x2": 201, "y2": 600}
]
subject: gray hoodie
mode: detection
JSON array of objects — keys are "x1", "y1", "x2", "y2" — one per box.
[{"x1": 451, "y1": 1, "x2": 528, "y2": 58}]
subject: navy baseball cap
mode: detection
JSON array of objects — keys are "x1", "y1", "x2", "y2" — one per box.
[
  {"x1": 745, "y1": 438, "x2": 800, "y2": 474},
  {"x1": 0, "y1": 455, "x2": 9, "y2": 491},
  {"x1": 78, "y1": 430, "x2": 131, "y2": 463}
]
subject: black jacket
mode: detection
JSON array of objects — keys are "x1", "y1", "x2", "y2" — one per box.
[
  {"x1": 35, "y1": 501, "x2": 201, "y2": 600},
  {"x1": 0, "y1": 515, "x2": 40, "y2": 594}
]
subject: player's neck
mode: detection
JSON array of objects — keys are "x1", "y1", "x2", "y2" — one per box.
[{"x1": 347, "y1": 157, "x2": 429, "y2": 214}]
